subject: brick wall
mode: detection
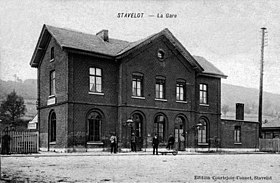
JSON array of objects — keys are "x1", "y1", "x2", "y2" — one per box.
[
  {"x1": 39, "y1": 104, "x2": 68, "y2": 149},
  {"x1": 220, "y1": 119, "x2": 259, "y2": 148},
  {"x1": 69, "y1": 53, "x2": 118, "y2": 105},
  {"x1": 37, "y1": 34, "x2": 224, "y2": 150},
  {"x1": 121, "y1": 37, "x2": 196, "y2": 110},
  {"x1": 38, "y1": 37, "x2": 68, "y2": 107},
  {"x1": 38, "y1": 37, "x2": 69, "y2": 150}
]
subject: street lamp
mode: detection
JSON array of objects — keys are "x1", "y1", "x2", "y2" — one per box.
[
  {"x1": 192, "y1": 122, "x2": 203, "y2": 151},
  {"x1": 126, "y1": 118, "x2": 133, "y2": 125},
  {"x1": 124, "y1": 118, "x2": 134, "y2": 149}
]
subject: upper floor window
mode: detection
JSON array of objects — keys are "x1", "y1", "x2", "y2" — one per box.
[
  {"x1": 132, "y1": 73, "x2": 143, "y2": 97},
  {"x1": 176, "y1": 80, "x2": 186, "y2": 101},
  {"x1": 89, "y1": 67, "x2": 102, "y2": 93},
  {"x1": 50, "y1": 47, "x2": 54, "y2": 61},
  {"x1": 50, "y1": 70, "x2": 56, "y2": 96},
  {"x1": 199, "y1": 84, "x2": 208, "y2": 104},
  {"x1": 234, "y1": 126, "x2": 241, "y2": 143},
  {"x1": 155, "y1": 76, "x2": 166, "y2": 99}
]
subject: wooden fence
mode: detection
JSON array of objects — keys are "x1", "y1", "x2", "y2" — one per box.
[
  {"x1": 259, "y1": 138, "x2": 280, "y2": 152},
  {"x1": 0, "y1": 131, "x2": 39, "y2": 154}
]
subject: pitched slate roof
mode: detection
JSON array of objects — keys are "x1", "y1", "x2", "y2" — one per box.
[
  {"x1": 30, "y1": 24, "x2": 226, "y2": 78},
  {"x1": 193, "y1": 56, "x2": 227, "y2": 78},
  {"x1": 46, "y1": 25, "x2": 130, "y2": 56}
]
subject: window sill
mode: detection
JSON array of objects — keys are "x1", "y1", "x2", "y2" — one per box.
[
  {"x1": 48, "y1": 95, "x2": 55, "y2": 99},
  {"x1": 132, "y1": 96, "x2": 145, "y2": 100},
  {"x1": 87, "y1": 141, "x2": 104, "y2": 145},
  {"x1": 88, "y1": 92, "x2": 104, "y2": 96},
  {"x1": 198, "y1": 142, "x2": 208, "y2": 146},
  {"x1": 176, "y1": 100, "x2": 188, "y2": 104},
  {"x1": 234, "y1": 142, "x2": 242, "y2": 145},
  {"x1": 155, "y1": 98, "x2": 167, "y2": 102},
  {"x1": 50, "y1": 59, "x2": 54, "y2": 63},
  {"x1": 49, "y1": 142, "x2": 56, "y2": 145},
  {"x1": 199, "y1": 104, "x2": 209, "y2": 107}
]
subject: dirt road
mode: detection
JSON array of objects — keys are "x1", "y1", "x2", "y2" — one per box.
[{"x1": 1, "y1": 153, "x2": 279, "y2": 182}]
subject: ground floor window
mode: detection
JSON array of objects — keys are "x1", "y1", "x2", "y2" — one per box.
[
  {"x1": 154, "y1": 115, "x2": 166, "y2": 142},
  {"x1": 234, "y1": 126, "x2": 241, "y2": 143},
  {"x1": 198, "y1": 118, "x2": 207, "y2": 144},
  {"x1": 88, "y1": 111, "x2": 102, "y2": 141},
  {"x1": 49, "y1": 111, "x2": 56, "y2": 142}
]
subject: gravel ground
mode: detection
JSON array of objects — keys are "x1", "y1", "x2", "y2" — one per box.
[{"x1": 0, "y1": 153, "x2": 279, "y2": 182}]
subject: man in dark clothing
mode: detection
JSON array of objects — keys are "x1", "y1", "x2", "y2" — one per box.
[
  {"x1": 2, "y1": 133, "x2": 11, "y2": 155},
  {"x1": 131, "y1": 133, "x2": 136, "y2": 152},
  {"x1": 152, "y1": 134, "x2": 159, "y2": 155},
  {"x1": 166, "y1": 134, "x2": 175, "y2": 150}
]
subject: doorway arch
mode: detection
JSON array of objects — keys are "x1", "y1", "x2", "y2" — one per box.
[
  {"x1": 174, "y1": 115, "x2": 187, "y2": 151},
  {"x1": 131, "y1": 112, "x2": 145, "y2": 151},
  {"x1": 48, "y1": 110, "x2": 56, "y2": 151}
]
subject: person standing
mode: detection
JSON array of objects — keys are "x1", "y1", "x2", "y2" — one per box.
[
  {"x1": 152, "y1": 134, "x2": 159, "y2": 155},
  {"x1": 1, "y1": 130, "x2": 11, "y2": 155},
  {"x1": 131, "y1": 133, "x2": 136, "y2": 152},
  {"x1": 110, "y1": 133, "x2": 117, "y2": 154},
  {"x1": 166, "y1": 134, "x2": 175, "y2": 150}
]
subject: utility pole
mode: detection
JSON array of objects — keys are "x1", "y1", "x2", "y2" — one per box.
[{"x1": 258, "y1": 27, "x2": 267, "y2": 138}]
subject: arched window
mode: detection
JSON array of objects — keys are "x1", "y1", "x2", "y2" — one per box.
[
  {"x1": 88, "y1": 112, "x2": 102, "y2": 141},
  {"x1": 198, "y1": 118, "x2": 207, "y2": 144},
  {"x1": 154, "y1": 114, "x2": 166, "y2": 142},
  {"x1": 49, "y1": 111, "x2": 56, "y2": 142}
]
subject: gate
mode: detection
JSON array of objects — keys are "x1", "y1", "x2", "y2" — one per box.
[
  {"x1": 1, "y1": 131, "x2": 39, "y2": 154},
  {"x1": 259, "y1": 138, "x2": 280, "y2": 152}
]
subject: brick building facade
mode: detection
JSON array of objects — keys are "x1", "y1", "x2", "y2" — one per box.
[{"x1": 30, "y1": 24, "x2": 230, "y2": 152}]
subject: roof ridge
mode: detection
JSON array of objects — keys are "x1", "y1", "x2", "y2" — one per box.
[{"x1": 45, "y1": 24, "x2": 129, "y2": 43}]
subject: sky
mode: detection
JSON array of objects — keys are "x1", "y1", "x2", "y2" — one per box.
[{"x1": 0, "y1": 0, "x2": 280, "y2": 94}]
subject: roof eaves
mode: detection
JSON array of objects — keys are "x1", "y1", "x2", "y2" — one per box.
[
  {"x1": 45, "y1": 25, "x2": 64, "y2": 50},
  {"x1": 30, "y1": 24, "x2": 48, "y2": 67},
  {"x1": 161, "y1": 29, "x2": 204, "y2": 72},
  {"x1": 115, "y1": 34, "x2": 157, "y2": 60},
  {"x1": 116, "y1": 29, "x2": 204, "y2": 73},
  {"x1": 63, "y1": 47, "x2": 116, "y2": 60},
  {"x1": 199, "y1": 72, "x2": 228, "y2": 79},
  {"x1": 30, "y1": 24, "x2": 65, "y2": 68}
]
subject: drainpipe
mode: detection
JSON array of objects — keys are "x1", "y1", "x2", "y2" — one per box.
[{"x1": 117, "y1": 60, "x2": 123, "y2": 145}]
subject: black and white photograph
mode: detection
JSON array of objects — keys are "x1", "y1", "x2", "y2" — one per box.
[{"x1": 0, "y1": 0, "x2": 279, "y2": 182}]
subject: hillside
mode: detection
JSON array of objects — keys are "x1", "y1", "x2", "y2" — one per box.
[
  {"x1": 0, "y1": 79, "x2": 37, "y2": 118},
  {"x1": 221, "y1": 83, "x2": 280, "y2": 121},
  {"x1": 0, "y1": 79, "x2": 37, "y2": 100}
]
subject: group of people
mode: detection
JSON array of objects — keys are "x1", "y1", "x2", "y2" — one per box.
[
  {"x1": 110, "y1": 132, "x2": 138, "y2": 153},
  {"x1": 111, "y1": 132, "x2": 180, "y2": 155},
  {"x1": 152, "y1": 134, "x2": 175, "y2": 155}
]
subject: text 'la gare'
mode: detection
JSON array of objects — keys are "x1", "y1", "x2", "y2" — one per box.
[{"x1": 157, "y1": 13, "x2": 177, "y2": 18}]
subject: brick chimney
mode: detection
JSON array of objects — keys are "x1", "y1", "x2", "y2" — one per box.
[
  {"x1": 96, "y1": 29, "x2": 109, "y2": 42},
  {"x1": 236, "y1": 103, "x2": 244, "y2": 120}
]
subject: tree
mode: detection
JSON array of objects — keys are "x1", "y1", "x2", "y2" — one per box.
[
  {"x1": 0, "y1": 91, "x2": 26, "y2": 124},
  {"x1": 222, "y1": 104, "x2": 230, "y2": 117}
]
